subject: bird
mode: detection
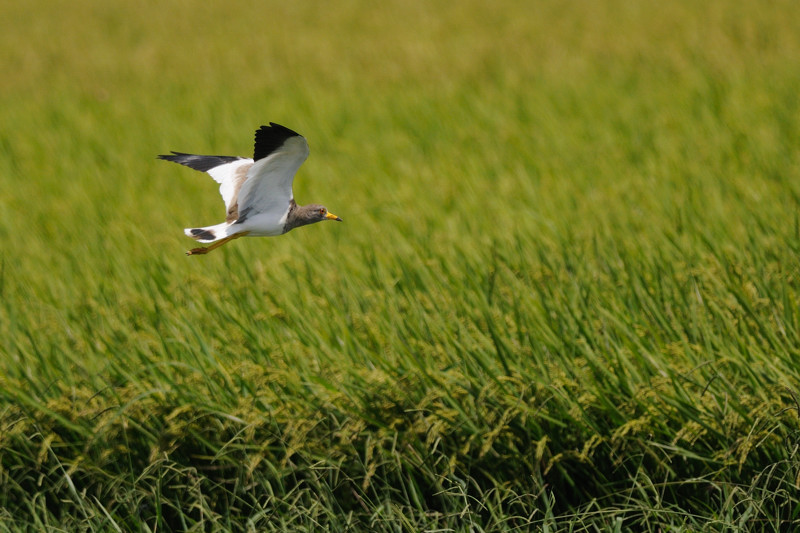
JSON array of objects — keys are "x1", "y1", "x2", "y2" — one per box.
[{"x1": 158, "y1": 122, "x2": 342, "y2": 255}]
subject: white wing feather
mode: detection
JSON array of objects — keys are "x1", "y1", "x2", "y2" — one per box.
[
  {"x1": 204, "y1": 158, "x2": 254, "y2": 214},
  {"x1": 236, "y1": 135, "x2": 309, "y2": 218}
]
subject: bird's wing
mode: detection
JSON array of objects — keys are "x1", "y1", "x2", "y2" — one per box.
[
  {"x1": 235, "y1": 123, "x2": 309, "y2": 222},
  {"x1": 157, "y1": 152, "x2": 254, "y2": 222}
]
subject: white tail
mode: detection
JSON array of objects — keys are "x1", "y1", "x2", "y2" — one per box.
[{"x1": 184, "y1": 222, "x2": 232, "y2": 243}]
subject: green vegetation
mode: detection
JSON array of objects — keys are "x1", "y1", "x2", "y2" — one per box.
[{"x1": 2, "y1": 0, "x2": 800, "y2": 530}]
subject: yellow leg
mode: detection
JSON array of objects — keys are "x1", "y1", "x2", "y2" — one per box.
[{"x1": 186, "y1": 232, "x2": 249, "y2": 256}]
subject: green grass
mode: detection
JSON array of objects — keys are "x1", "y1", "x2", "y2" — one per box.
[{"x1": 2, "y1": 0, "x2": 800, "y2": 530}]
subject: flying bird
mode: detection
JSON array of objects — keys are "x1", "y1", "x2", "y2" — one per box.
[{"x1": 158, "y1": 122, "x2": 342, "y2": 255}]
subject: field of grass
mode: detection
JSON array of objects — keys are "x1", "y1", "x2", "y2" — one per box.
[{"x1": 2, "y1": 0, "x2": 800, "y2": 530}]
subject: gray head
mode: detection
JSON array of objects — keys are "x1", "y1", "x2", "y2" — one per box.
[{"x1": 284, "y1": 203, "x2": 342, "y2": 233}]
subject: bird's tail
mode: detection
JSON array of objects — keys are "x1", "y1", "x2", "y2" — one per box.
[{"x1": 184, "y1": 222, "x2": 232, "y2": 243}]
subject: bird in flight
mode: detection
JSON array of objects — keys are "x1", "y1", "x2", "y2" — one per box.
[{"x1": 158, "y1": 122, "x2": 342, "y2": 255}]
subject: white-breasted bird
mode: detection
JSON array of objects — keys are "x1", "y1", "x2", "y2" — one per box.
[{"x1": 158, "y1": 122, "x2": 342, "y2": 255}]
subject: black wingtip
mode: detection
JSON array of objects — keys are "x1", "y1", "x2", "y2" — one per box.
[
  {"x1": 253, "y1": 123, "x2": 302, "y2": 161},
  {"x1": 267, "y1": 122, "x2": 301, "y2": 136},
  {"x1": 157, "y1": 152, "x2": 244, "y2": 172}
]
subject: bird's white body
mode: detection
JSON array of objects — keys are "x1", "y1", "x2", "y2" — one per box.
[{"x1": 233, "y1": 210, "x2": 288, "y2": 237}]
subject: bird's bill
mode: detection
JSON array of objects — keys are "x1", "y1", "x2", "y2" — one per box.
[{"x1": 326, "y1": 212, "x2": 343, "y2": 221}]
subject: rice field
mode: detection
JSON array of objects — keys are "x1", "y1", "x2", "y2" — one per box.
[{"x1": 2, "y1": 0, "x2": 800, "y2": 530}]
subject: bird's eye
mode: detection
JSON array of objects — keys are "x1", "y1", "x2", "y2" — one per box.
[{"x1": 319, "y1": 208, "x2": 325, "y2": 215}]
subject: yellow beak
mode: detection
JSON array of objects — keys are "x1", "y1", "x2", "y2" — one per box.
[{"x1": 326, "y1": 212, "x2": 343, "y2": 221}]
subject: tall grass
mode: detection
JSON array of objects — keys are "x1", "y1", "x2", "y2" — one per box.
[{"x1": 1, "y1": 0, "x2": 800, "y2": 530}]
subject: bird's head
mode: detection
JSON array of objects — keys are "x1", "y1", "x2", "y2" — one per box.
[
  {"x1": 302, "y1": 204, "x2": 343, "y2": 225},
  {"x1": 285, "y1": 203, "x2": 343, "y2": 232},
  {"x1": 312, "y1": 205, "x2": 342, "y2": 222}
]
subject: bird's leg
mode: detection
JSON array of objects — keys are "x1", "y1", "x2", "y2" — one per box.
[{"x1": 186, "y1": 232, "x2": 249, "y2": 256}]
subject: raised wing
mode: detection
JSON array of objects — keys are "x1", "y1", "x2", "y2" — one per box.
[
  {"x1": 235, "y1": 123, "x2": 309, "y2": 223},
  {"x1": 158, "y1": 152, "x2": 254, "y2": 222}
]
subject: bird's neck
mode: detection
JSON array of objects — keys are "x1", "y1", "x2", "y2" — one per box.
[{"x1": 283, "y1": 199, "x2": 312, "y2": 233}]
